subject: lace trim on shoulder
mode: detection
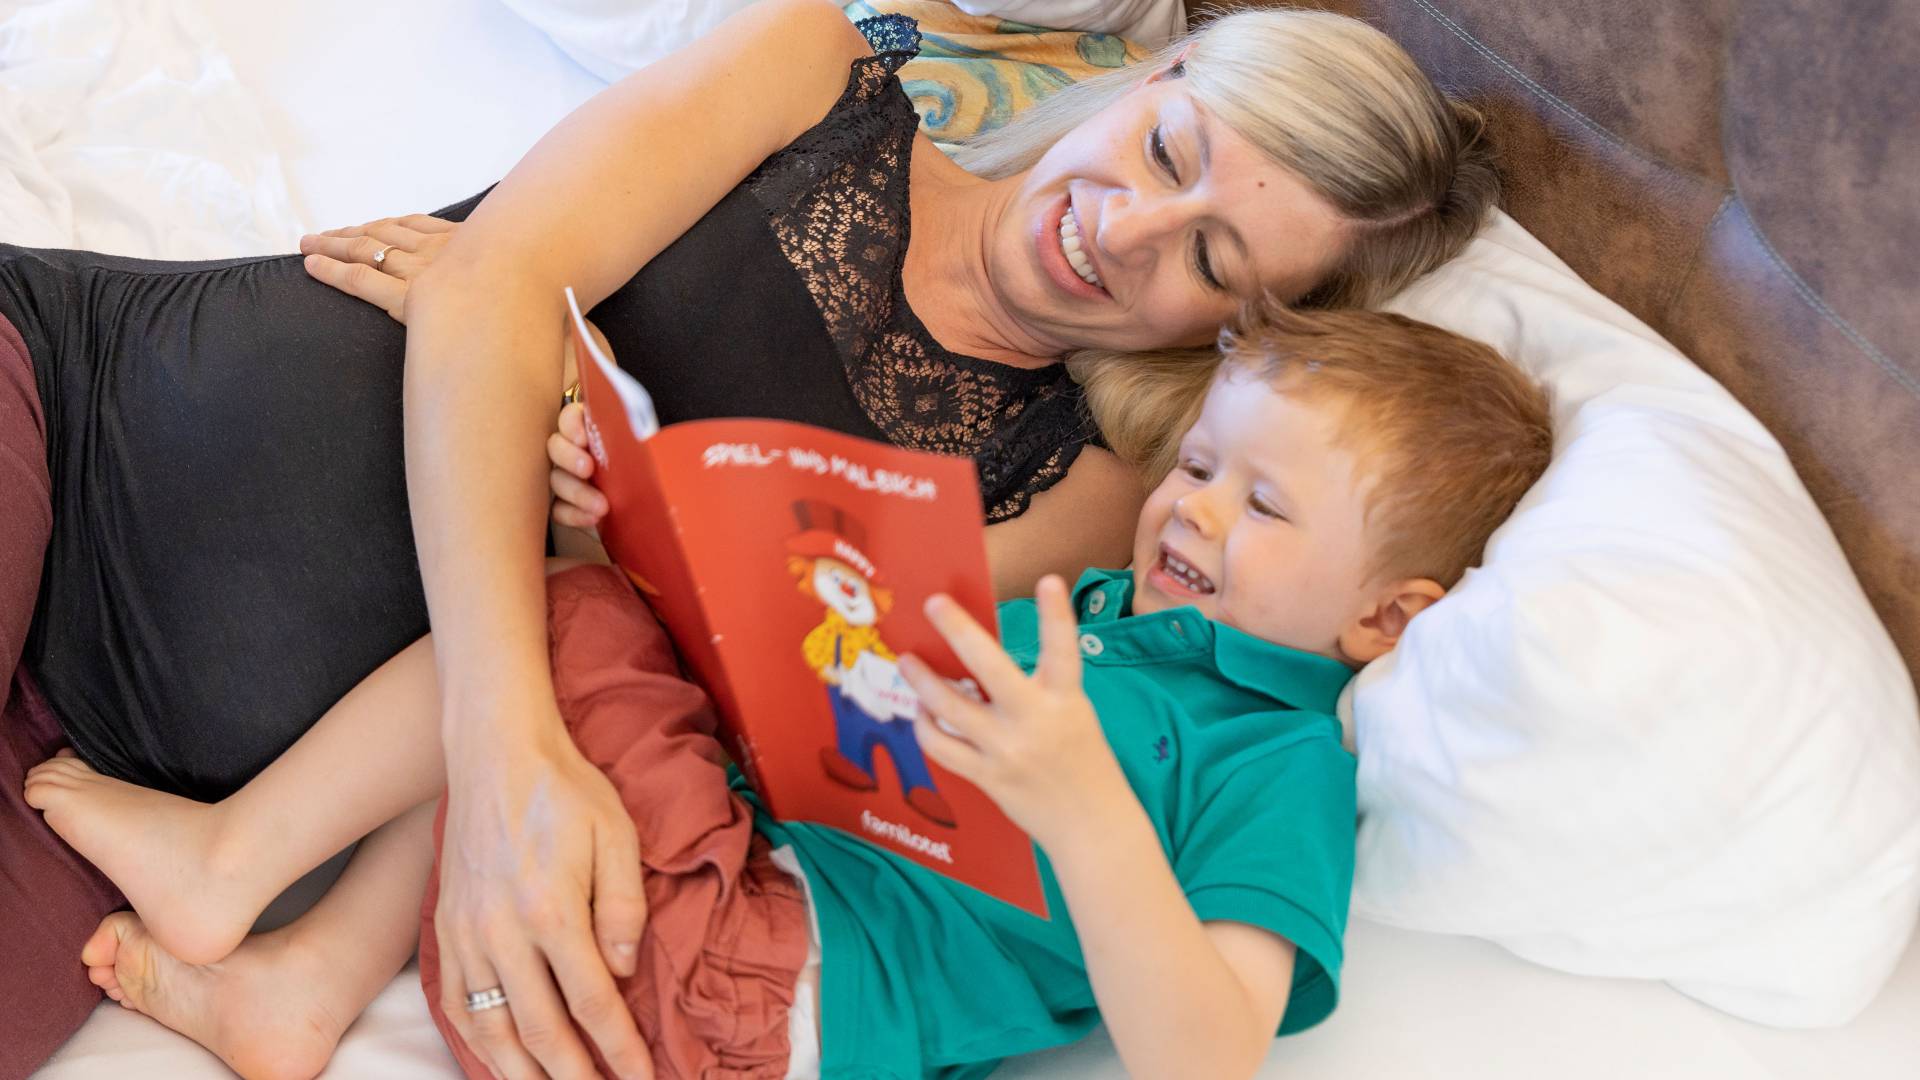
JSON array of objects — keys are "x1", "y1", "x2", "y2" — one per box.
[
  {"x1": 853, "y1": 13, "x2": 920, "y2": 69},
  {"x1": 745, "y1": 11, "x2": 1100, "y2": 522}
]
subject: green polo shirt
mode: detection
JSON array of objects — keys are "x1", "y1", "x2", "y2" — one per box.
[{"x1": 747, "y1": 568, "x2": 1358, "y2": 1079}]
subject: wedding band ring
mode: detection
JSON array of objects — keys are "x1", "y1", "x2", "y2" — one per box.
[
  {"x1": 372, "y1": 244, "x2": 397, "y2": 268},
  {"x1": 465, "y1": 986, "x2": 509, "y2": 1013}
]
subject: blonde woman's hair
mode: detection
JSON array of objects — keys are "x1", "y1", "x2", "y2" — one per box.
[{"x1": 953, "y1": 6, "x2": 1499, "y2": 481}]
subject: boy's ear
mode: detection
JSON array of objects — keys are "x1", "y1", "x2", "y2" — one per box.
[{"x1": 1339, "y1": 578, "x2": 1447, "y2": 665}]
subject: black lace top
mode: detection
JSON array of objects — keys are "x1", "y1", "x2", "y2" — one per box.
[{"x1": 582, "y1": 14, "x2": 1097, "y2": 522}]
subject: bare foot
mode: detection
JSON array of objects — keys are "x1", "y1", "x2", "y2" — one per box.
[
  {"x1": 84, "y1": 912, "x2": 349, "y2": 1080},
  {"x1": 24, "y1": 754, "x2": 266, "y2": 964}
]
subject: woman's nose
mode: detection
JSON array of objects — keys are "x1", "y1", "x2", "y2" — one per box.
[{"x1": 1099, "y1": 192, "x2": 1188, "y2": 262}]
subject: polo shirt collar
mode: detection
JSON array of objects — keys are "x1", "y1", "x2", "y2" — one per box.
[{"x1": 1069, "y1": 568, "x2": 1354, "y2": 715}]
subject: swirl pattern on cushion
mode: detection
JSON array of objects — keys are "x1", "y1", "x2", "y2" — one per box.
[{"x1": 842, "y1": 0, "x2": 1148, "y2": 148}]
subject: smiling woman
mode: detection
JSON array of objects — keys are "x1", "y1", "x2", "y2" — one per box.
[{"x1": 951, "y1": 8, "x2": 1499, "y2": 478}]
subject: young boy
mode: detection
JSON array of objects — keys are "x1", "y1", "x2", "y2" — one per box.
[{"x1": 24, "y1": 308, "x2": 1552, "y2": 1080}]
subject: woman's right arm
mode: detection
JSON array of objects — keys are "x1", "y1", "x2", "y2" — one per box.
[{"x1": 393, "y1": 5, "x2": 872, "y2": 1078}]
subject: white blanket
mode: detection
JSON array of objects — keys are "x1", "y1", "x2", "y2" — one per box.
[{"x1": 0, "y1": 0, "x2": 301, "y2": 257}]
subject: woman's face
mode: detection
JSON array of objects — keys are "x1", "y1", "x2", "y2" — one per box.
[{"x1": 989, "y1": 70, "x2": 1350, "y2": 354}]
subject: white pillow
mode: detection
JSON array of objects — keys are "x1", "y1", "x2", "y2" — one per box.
[
  {"x1": 1347, "y1": 209, "x2": 1920, "y2": 1028},
  {"x1": 493, "y1": 0, "x2": 764, "y2": 83}
]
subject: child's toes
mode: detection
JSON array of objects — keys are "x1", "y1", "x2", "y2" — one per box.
[
  {"x1": 22, "y1": 774, "x2": 63, "y2": 809},
  {"x1": 80, "y1": 917, "x2": 126, "y2": 968}
]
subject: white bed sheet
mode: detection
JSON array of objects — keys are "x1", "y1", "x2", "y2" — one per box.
[
  {"x1": 24, "y1": 1, "x2": 1920, "y2": 1077},
  {"x1": 37, "y1": 914, "x2": 1920, "y2": 1079}
]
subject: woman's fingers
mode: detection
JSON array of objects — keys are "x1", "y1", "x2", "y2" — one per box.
[
  {"x1": 302, "y1": 253, "x2": 408, "y2": 323},
  {"x1": 548, "y1": 431, "x2": 595, "y2": 480},
  {"x1": 546, "y1": 917, "x2": 654, "y2": 1080},
  {"x1": 313, "y1": 213, "x2": 456, "y2": 240},
  {"x1": 590, "y1": 818, "x2": 646, "y2": 978},
  {"x1": 298, "y1": 230, "x2": 423, "y2": 279},
  {"x1": 487, "y1": 938, "x2": 602, "y2": 1080}
]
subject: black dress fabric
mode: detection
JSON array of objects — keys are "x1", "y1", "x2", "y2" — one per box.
[{"x1": 0, "y1": 15, "x2": 1097, "y2": 799}]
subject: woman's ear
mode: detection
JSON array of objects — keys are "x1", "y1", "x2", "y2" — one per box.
[
  {"x1": 1338, "y1": 578, "x2": 1447, "y2": 665},
  {"x1": 1141, "y1": 44, "x2": 1195, "y2": 85}
]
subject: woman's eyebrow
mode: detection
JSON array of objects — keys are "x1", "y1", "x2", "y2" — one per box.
[{"x1": 1189, "y1": 107, "x2": 1261, "y2": 294}]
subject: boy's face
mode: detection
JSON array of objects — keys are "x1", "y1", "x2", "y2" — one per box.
[{"x1": 1130, "y1": 370, "x2": 1383, "y2": 660}]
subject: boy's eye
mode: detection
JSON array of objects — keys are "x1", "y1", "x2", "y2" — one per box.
[
  {"x1": 1179, "y1": 459, "x2": 1211, "y2": 482},
  {"x1": 1194, "y1": 233, "x2": 1224, "y2": 292},
  {"x1": 1250, "y1": 495, "x2": 1286, "y2": 520},
  {"x1": 1150, "y1": 125, "x2": 1178, "y2": 182}
]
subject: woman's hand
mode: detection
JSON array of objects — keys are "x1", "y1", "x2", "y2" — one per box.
[
  {"x1": 298, "y1": 214, "x2": 460, "y2": 324},
  {"x1": 435, "y1": 719, "x2": 656, "y2": 1080},
  {"x1": 898, "y1": 575, "x2": 1132, "y2": 852},
  {"x1": 549, "y1": 402, "x2": 610, "y2": 532}
]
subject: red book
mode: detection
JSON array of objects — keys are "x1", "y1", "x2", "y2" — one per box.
[{"x1": 565, "y1": 288, "x2": 1047, "y2": 917}]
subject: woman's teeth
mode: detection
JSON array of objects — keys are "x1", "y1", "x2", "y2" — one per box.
[
  {"x1": 1162, "y1": 550, "x2": 1215, "y2": 594},
  {"x1": 1059, "y1": 210, "x2": 1102, "y2": 289}
]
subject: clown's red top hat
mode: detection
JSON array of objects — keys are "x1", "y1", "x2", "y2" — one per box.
[{"x1": 786, "y1": 499, "x2": 881, "y2": 582}]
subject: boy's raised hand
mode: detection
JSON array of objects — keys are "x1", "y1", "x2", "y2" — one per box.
[
  {"x1": 549, "y1": 401, "x2": 609, "y2": 531},
  {"x1": 899, "y1": 575, "x2": 1131, "y2": 850}
]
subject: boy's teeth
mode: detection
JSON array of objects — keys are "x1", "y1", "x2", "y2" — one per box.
[
  {"x1": 1161, "y1": 550, "x2": 1215, "y2": 593},
  {"x1": 1058, "y1": 210, "x2": 1102, "y2": 288}
]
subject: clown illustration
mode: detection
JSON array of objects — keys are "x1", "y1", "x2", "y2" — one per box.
[{"x1": 787, "y1": 499, "x2": 955, "y2": 828}]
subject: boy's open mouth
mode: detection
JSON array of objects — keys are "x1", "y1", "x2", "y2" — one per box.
[{"x1": 1154, "y1": 543, "x2": 1217, "y2": 596}]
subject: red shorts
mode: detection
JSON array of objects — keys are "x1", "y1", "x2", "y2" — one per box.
[{"x1": 419, "y1": 565, "x2": 811, "y2": 1079}]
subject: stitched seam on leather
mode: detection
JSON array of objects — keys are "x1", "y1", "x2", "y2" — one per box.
[
  {"x1": 1662, "y1": 192, "x2": 1738, "y2": 326},
  {"x1": 1728, "y1": 191, "x2": 1920, "y2": 401},
  {"x1": 1404, "y1": 0, "x2": 1663, "y2": 173}
]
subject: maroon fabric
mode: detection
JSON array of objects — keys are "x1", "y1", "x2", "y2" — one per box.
[
  {"x1": 0, "y1": 670, "x2": 125, "y2": 1080},
  {"x1": 0, "y1": 310, "x2": 118, "y2": 1078},
  {"x1": 0, "y1": 310, "x2": 48, "y2": 714}
]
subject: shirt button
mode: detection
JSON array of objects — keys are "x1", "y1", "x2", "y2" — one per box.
[
  {"x1": 1079, "y1": 633, "x2": 1105, "y2": 657},
  {"x1": 1087, "y1": 591, "x2": 1107, "y2": 615}
]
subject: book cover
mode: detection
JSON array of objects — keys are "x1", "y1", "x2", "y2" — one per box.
[{"x1": 565, "y1": 288, "x2": 1048, "y2": 917}]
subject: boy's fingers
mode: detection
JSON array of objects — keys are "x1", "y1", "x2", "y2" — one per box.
[
  {"x1": 1032, "y1": 575, "x2": 1083, "y2": 691},
  {"x1": 548, "y1": 432, "x2": 595, "y2": 478},
  {"x1": 549, "y1": 470, "x2": 609, "y2": 519},
  {"x1": 912, "y1": 713, "x2": 987, "y2": 786},
  {"x1": 559, "y1": 402, "x2": 590, "y2": 446},
  {"x1": 552, "y1": 503, "x2": 602, "y2": 531},
  {"x1": 923, "y1": 594, "x2": 1028, "y2": 700},
  {"x1": 898, "y1": 654, "x2": 994, "y2": 742}
]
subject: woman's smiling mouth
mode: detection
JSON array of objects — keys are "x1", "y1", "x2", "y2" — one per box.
[{"x1": 1038, "y1": 195, "x2": 1111, "y2": 301}]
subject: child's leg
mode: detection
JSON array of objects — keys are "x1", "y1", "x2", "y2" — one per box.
[
  {"x1": 79, "y1": 798, "x2": 438, "y2": 1080},
  {"x1": 23, "y1": 635, "x2": 446, "y2": 964}
]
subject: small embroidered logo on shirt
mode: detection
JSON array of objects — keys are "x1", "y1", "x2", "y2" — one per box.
[{"x1": 1152, "y1": 736, "x2": 1171, "y2": 763}]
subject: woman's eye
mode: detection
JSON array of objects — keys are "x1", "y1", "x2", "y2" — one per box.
[
  {"x1": 1150, "y1": 125, "x2": 1178, "y2": 182},
  {"x1": 1194, "y1": 233, "x2": 1224, "y2": 292}
]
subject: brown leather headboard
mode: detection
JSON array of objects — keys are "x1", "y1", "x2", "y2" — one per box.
[{"x1": 1201, "y1": 0, "x2": 1920, "y2": 690}]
